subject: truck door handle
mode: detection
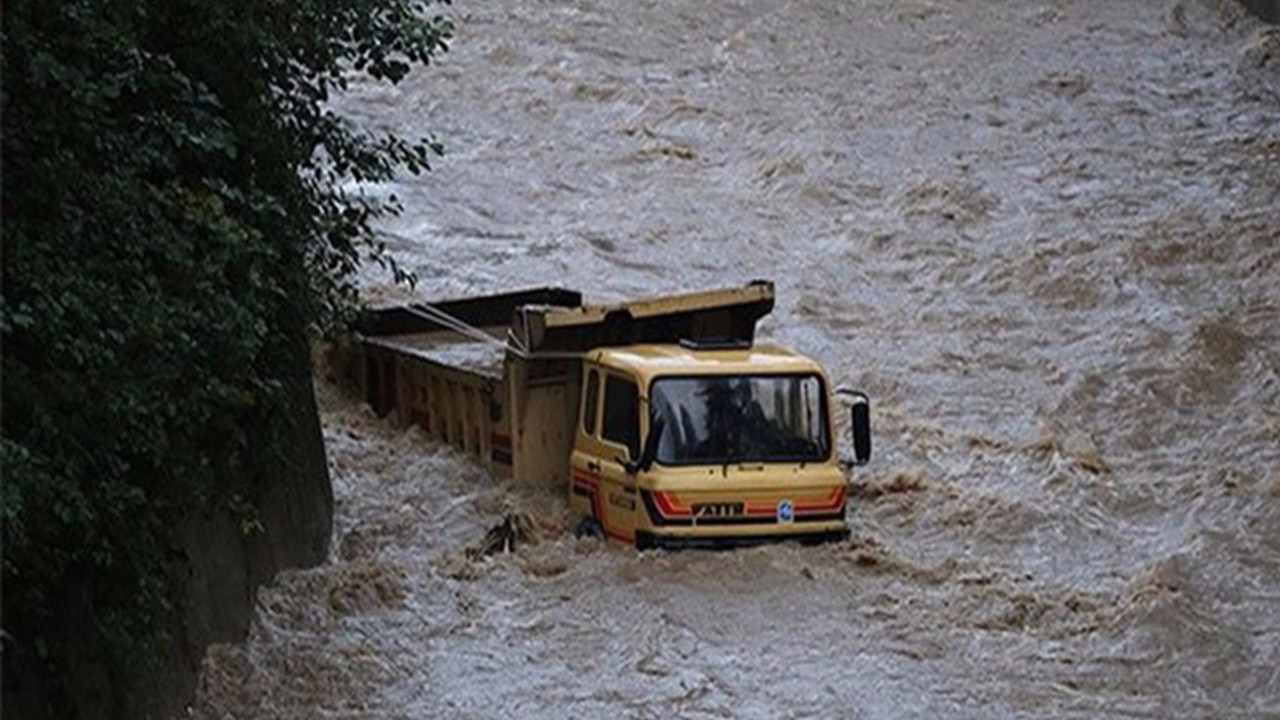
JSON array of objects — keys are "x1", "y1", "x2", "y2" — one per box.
[{"x1": 586, "y1": 460, "x2": 601, "y2": 473}]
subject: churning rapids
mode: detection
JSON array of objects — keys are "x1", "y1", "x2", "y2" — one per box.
[{"x1": 192, "y1": 0, "x2": 1279, "y2": 718}]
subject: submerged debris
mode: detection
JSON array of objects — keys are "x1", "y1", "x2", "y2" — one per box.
[{"x1": 468, "y1": 513, "x2": 537, "y2": 558}]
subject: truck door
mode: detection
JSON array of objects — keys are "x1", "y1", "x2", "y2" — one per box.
[{"x1": 570, "y1": 366, "x2": 640, "y2": 545}]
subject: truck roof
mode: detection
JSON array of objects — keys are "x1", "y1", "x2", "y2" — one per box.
[
  {"x1": 589, "y1": 343, "x2": 826, "y2": 384},
  {"x1": 358, "y1": 282, "x2": 776, "y2": 357}
]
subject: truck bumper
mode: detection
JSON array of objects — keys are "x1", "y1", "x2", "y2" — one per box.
[{"x1": 634, "y1": 528, "x2": 849, "y2": 551}]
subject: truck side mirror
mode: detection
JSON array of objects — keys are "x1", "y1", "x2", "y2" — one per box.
[
  {"x1": 623, "y1": 414, "x2": 664, "y2": 475},
  {"x1": 836, "y1": 389, "x2": 871, "y2": 466}
]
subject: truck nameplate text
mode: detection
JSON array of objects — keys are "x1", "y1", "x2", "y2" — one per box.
[{"x1": 692, "y1": 502, "x2": 745, "y2": 518}]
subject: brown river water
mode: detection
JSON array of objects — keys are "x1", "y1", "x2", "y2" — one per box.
[{"x1": 191, "y1": 0, "x2": 1280, "y2": 717}]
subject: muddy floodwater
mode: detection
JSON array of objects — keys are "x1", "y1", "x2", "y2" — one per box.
[{"x1": 192, "y1": 0, "x2": 1280, "y2": 717}]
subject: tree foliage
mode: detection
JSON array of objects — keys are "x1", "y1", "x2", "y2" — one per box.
[{"x1": 1, "y1": 0, "x2": 452, "y2": 698}]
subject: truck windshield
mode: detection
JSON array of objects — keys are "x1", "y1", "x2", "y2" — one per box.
[{"x1": 650, "y1": 374, "x2": 830, "y2": 465}]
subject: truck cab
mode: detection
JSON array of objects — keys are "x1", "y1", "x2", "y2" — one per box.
[{"x1": 572, "y1": 343, "x2": 854, "y2": 548}]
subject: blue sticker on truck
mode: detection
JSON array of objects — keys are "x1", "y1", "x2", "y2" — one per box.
[{"x1": 777, "y1": 499, "x2": 794, "y2": 523}]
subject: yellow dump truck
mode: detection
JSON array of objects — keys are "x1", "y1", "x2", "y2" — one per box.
[{"x1": 342, "y1": 281, "x2": 870, "y2": 549}]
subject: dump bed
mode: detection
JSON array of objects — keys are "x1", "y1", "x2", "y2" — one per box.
[{"x1": 341, "y1": 282, "x2": 777, "y2": 486}]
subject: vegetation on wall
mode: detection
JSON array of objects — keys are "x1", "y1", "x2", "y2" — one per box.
[{"x1": 1, "y1": 0, "x2": 451, "y2": 706}]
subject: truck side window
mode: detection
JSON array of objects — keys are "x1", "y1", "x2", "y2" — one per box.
[
  {"x1": 583, "y1": 369, "x2": 600, "y2": 435},
  {"x1": 602, "y1": 375, "x2": 640, "y2": 460}
]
